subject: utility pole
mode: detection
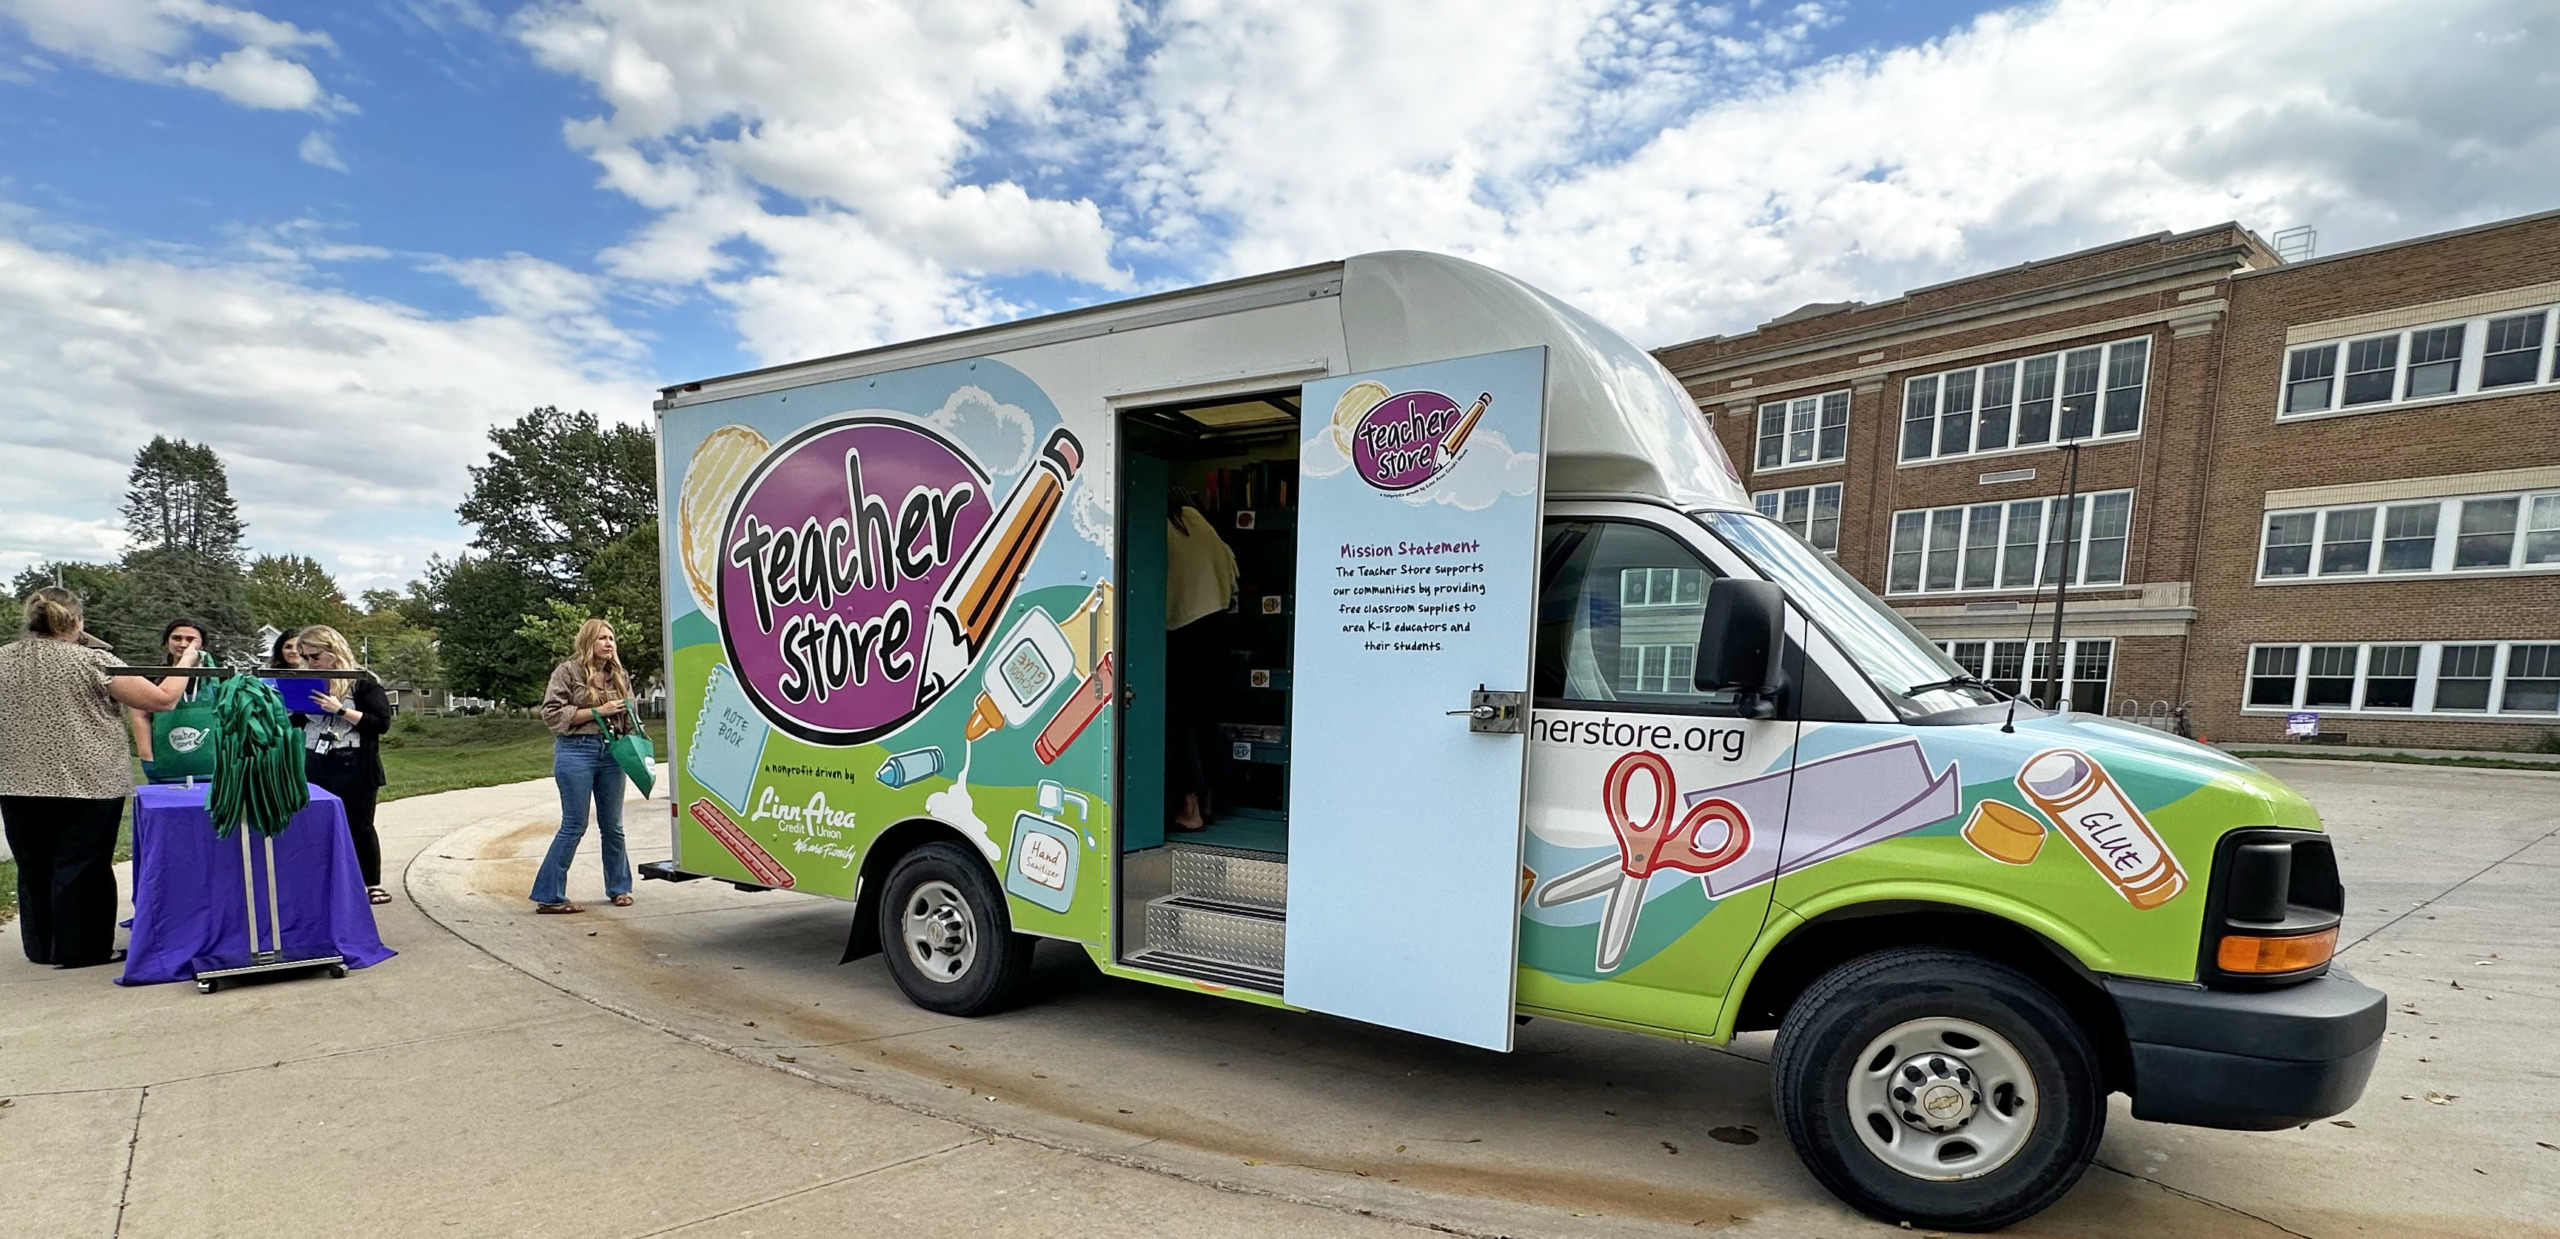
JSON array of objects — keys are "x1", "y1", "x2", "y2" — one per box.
[{"x1": 2041, "y1": 439, "x2": 2082, "y2": 710}]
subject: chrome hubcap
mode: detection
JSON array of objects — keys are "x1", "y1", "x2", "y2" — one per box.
[
  {"x1": 900, "y1": 880, "x2": 977, "y2": 983},
  {"x1": 1847, "y1": 1017, "x2": 2037, "y2": 1181}
]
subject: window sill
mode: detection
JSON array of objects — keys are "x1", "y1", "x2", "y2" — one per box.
[
  {"x1": 1895, "y1": 430, "x2": 2141, "y2": 470},
  {"x1": 1750, "y1": 457, "x2": 1848, "y2": 478},
  {"x1": 2273, "y1": 381, "x2": 2560, "y2": 424},
  {"x1": 2252, "y1": 564, "x2": 2560, "y2": 586},
  {"x1": 1886, "y1": 583, "x2": 2129, "y2": 600}
]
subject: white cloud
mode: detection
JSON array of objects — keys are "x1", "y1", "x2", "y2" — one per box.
[
  {"x1": 0, "y1": 221, "x2": 655, "y2": 588},
  {"x1": 1, "y1": 0, "x2": 352, "y2": 114},
  {"x1": 297, "y1": 129, "x2": 347, "y2": 172},
  {"x1": 509, "y1": 0, "x2": 2560, "y2": 360},
  {"x1": 921, "y1": 384, "x2": 1034, "y2": 480}
]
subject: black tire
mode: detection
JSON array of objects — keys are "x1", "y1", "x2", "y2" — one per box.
[
  {"x1": 876, "y1": 841, "x2": 1036, "y2": 1016},
  {"x1": 1771, "y1": 947, "x2": 2104, "y2": 1232}
]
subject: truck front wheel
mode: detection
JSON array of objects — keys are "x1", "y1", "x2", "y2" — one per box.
[
  {"x1": 878, "y1": 841, "x2": 1036, "y2": 1016},
  {"x1": 1771, "y1": 947, "x2": 2103, "y2": 1232}
]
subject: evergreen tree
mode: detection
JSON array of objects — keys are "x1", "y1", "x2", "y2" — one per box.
[
  {"x1": 5, "y1": 561, "x2": 144, "y2": 653},
  {"x1": 121, "y1": 436, "x2": 247, "y2": 559}
]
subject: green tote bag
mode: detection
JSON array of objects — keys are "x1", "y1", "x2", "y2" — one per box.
[
  {"x1": 607, "y1": 698, "x2": 656, "y2": 798},
  {"x1": 149, "y1": 666, "x2": 220, "y2": 782}
]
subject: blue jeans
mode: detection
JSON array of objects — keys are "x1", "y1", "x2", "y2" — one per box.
[{"x1": 530, "y1": 735, "x2": 630, "y2": 905}]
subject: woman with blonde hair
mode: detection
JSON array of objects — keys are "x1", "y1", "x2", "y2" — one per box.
[
  {"x1": 0, "y1": 587, "x2": 198, "y2": 967},
  {"x1": 293, "y1": 625, "x2": 396, "y2": 905},
  {"x1": 529, "y1": 618, "x2": 639, "y2": 914}
]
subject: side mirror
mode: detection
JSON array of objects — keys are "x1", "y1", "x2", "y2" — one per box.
[{"x1": 1694, "y1": 579, "x2": 1786, "y2": 717}]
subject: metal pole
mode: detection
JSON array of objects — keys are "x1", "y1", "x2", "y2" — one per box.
[
  {"x1": 261, "y1": 834, "x2": 285, "y2": 964},
  {"x1": 2043, "y1": 440, "x2": 2082, "y2": 709},
  {"x1": 239, "y1": 823, "x2": 262, "y2": 957}
]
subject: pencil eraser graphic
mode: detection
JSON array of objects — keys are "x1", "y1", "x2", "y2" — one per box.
[
  {"x1": 877, "y1": 746, "x2": 944, "y2": 789},
  {"x1": 1962, "y1": 800, "x2": 2048, "y2": 865},
  {"x1": 689, "y1": 664, "x2": 769, "y2": 812},
  {"x1": 2017, "y1": 748, "x2": 2186, "y2": 909}
]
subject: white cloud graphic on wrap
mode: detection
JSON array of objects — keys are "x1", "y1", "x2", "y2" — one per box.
[
  {"x1": 921, "y1": 385, "x2": 1034, "y2": 481},
  {"x1": 1301, "y1": 419, "x2": 1536, "y2": 510}
]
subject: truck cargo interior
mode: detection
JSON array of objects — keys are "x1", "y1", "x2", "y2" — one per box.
[{"x1": 1115, "y1": 389, "x2": 1302, "y2": 990}]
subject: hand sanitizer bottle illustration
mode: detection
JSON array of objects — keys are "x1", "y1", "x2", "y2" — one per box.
[{"x1": 1006, "y1": 779, "x2": 1090, "y2": 912}]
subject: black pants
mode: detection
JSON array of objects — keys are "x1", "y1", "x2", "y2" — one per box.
[
  {"x1": 1, "y1": 795, "x2": 126, "y2": 966},
  {"x1": 1166, "y1": 613, "x2": 1225, "y2": 816},
  {"x1": 313, "y1": 772, "x2": 383, "y2": 888}
]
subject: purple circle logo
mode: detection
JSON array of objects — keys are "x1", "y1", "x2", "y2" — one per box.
[
  {"x1": 1350, "y1": 389, "x2": 1488, "y2": 492},
  {"x1": 717, "y1": 418, "x2": 992, "y2": 744}
]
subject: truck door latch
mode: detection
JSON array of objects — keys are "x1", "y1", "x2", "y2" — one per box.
[{"x1": 1447, "y1": 687, "x2": 1524, "y2": 734}]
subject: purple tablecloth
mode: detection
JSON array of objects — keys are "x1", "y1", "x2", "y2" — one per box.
[{"x1": 119, "y1": 783, "x2": 395, "y2": 985}]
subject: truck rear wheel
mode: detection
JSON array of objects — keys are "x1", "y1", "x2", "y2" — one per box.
[
  {"x1": 1771, "y1": 947, "x2": 2103, "y2": 1232},
  {"x1": 878, "y1": 841, "x2": 1036, "y2": 1016}
]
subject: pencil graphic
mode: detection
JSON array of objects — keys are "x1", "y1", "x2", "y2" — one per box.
[
  {"x1": 918, "y1": 427, "x2": 1082, "y2": 708},
  {"x1": 1439, "y1": 391, "x2": 1493, "y2": 463}
]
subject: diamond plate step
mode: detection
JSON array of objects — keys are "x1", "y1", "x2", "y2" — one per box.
[
  {"x1": 1123, "y1": 949, "x2": 1283, "y2": 993},
  {"x1": 1143, "y1": 894, "x2": 1285, "y2": 974},
  {"x1": 1168, "y1": 843, "x2": 1288, "y2": 911}
]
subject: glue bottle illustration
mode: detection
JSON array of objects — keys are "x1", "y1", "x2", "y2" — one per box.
[{"x1": 962, "y1": 607, "x2": 1076, "y2": 741}]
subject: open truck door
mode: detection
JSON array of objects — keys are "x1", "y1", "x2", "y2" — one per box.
[{"x1": 1284, "y1": 348, "x2": 1549, "y2": 1052}]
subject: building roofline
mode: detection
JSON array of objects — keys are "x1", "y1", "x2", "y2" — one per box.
[{"x1": 2232, "y1": 205, "x2": 2560, "y2": 280}]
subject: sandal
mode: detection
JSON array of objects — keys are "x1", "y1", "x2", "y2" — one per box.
[
  {"x1": 610, "y1": 894, "x2": 634, "y2": 907},
  {"x1": 535, "y1": 902, "x2": 585, "y2": 915},
  {"x1": 368, "y1": 887, "x2": 393, "y2": 905}
]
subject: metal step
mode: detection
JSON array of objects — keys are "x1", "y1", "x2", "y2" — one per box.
[
  {"x1": 1142, "y1": 894, "x2": 1285, "y2": 974},
  {"x1": 1123, "y1": 949, "x2": 1284, "y2": 993},
  {"x1": 1168, "y1": 843, "x2": 1288, "y2": 911}
]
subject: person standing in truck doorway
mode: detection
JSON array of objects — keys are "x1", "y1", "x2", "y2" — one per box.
[
  {"x1": 529, "y1": 619, "x2": 637, "y2": 914},
  {"x1": 1166, "y1": 496, "x2": 1238, "y2": 832}
]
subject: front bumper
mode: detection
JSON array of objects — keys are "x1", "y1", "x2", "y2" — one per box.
[{"x1": 2106, "y1": 967, "x2": 2386, "y2": 1131}]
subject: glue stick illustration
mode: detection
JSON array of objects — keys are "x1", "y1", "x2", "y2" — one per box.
[
  {"x1": 962, "y1": 607, "x2": 1075, "y2": 741},
  {"x1": 1437, "y1": 391, "x2": 1493, "y2": 463},
  {"x1": 919, "y1": 426, "x2": 1083, "y2": 708},
  {"x1": 1035, "y1": 650, "x2": 1114, "y2": 763},
  {"x1": 2015, "y1": 749, "x2": 2185, "y2": 909}
]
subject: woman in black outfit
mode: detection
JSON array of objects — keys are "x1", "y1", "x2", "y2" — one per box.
[{"x1": 294, "y1": 625, "x2": 395, "y2": 905}]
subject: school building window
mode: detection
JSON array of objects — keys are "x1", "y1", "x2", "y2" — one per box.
[
  {"x1": 1755, "y1": 390, "x2": 1851, "y2": 471},
  {"x1": 1940, "y1": 638, "x2": 2115, "y2": 714},
  {"x1": 1886, "y1": 490, "x2": 2133, "y2": 595},
  {"x1": 2242, "y1": 641, "x2": 2560, "y2": 717},
  {"x1": 1753, "y1": 482, "x2": 1843, "y2": 553},
  {"x1": 1898, "y1": 337, "x2": 2149, "y2": 463},
  {"x1": 2257, "y1": 489, "x2": 2560, "y2": 580},
  {"x1": 2279, "y1": 304, "x2": 2560, "y2": 418},
  {"x1": 1620, "y1": 565, "x2": 1705, "y2": 608}
]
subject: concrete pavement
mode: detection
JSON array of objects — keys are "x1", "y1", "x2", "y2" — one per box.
[
  {"x1": 0, "y1": 780, "x2": 1431, "y2": 1239},
  {"x1": 5, "y1": 759, "x2": 2557, "y2": 1237}
]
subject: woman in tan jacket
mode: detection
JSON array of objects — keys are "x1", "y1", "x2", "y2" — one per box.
[{"x1": 528, "y1": 619, "x2": 637, "y2": 914}]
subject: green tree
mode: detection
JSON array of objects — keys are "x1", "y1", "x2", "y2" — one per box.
[
  {"x1": 244, "y1": 554, "x2": 356, "y2": 635},
  {"x1": 117, "y1": 437, "x2": 254, "y2": 654},
  {"x1": 584, "y1": 520, "x2": 663, "y2": 688},
  {"x1": 417, "y1": 553, "x2": 554, "y2": 704},
  {"x1": 375, "y1": 629, "x2": 444, "y2": 700},
  {"x1": 121, "y1": 436, "x2": 246, "y2": 559},
  {"x1": 457, "y1": 408, "x2": 658, "y2": 592}
]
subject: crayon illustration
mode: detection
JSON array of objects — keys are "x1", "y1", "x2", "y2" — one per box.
[
  {"x1": 919, "y1": 427, "x2": 1082, "y2": 709},
  {"x1": 877, "y1": 746, "x2": 944, "y2": 789},
  {"x1": 1036, "y1": 651, "x2": 1114, "y2": 763},
  {"x1": 691, "y1": 797, "x2": 796, "y2": 889},
  {"x1": 2016, "y1": 748, "x2": 2185, "y2": 909}
]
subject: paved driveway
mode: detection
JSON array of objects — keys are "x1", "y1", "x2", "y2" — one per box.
[{"x1": 406, "y1": 758, "x2": 2560, "y2": 1239}]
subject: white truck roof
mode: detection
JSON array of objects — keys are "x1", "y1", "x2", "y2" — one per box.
[{"x1": 659, "y1": 250, "x2": 1748, "y2": 510}]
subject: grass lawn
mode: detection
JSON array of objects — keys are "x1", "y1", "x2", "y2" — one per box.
[
  {"x1": 2229, "y1": 749, "x2": 2560, "y2": 773},
  {"x1": 1, "y1": 714, "x2": 665, "y2": 924}
]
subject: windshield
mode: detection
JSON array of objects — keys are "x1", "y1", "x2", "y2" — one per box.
[{"x1": 1697, "y1": 510, "x2": 2000, "y2": 717}]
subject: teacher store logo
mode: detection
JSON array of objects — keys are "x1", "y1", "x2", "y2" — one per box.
[
  {"x1": 1347, "y1": 388, "x2": 1492, "y2": 494},
  {"x1": 715, "y1": 413, "x2": 1084, "y2": 746}
]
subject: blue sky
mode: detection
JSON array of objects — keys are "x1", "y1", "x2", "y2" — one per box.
[{"x1": 1, "y1": 0, "x2": 2554, "y2": 594}]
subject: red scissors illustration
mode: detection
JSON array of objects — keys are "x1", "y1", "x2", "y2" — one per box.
[{"x1": 1533, "y1": 750, "x2": 1753, "y2": 972}]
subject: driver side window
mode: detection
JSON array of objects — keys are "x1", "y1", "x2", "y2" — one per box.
[{"x1": 1536, "y1": 520, "x2": 1732, "y2": 709}]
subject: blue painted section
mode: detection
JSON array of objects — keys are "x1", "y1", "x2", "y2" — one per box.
[
  {"x1": 1284, "y1": 346, "x2": 1548, "y2": 1052},
  {"x1": 1120, "y1": 452, "x2": 1170, "y2": 854}
]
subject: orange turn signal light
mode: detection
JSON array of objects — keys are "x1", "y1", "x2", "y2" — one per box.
[{"x1": 2217, "y1": 926, "x2": 2338, "y2": 974}]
